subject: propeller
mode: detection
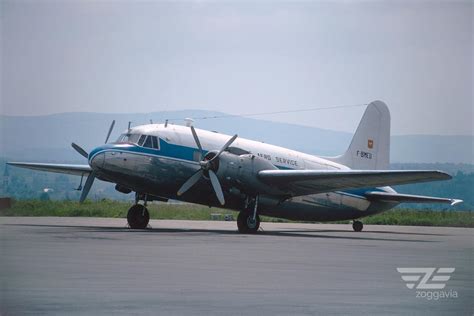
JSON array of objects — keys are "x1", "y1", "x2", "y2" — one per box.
[
  {"x1": 72, "y1": 120, "x2": 115, "y2": 203},
  {"x1": 71, "y1": 142, "x2": 88, "y2": 159},
  {"x1": 79, "y1": 171, "x2": 96, "y2": 203},
  {"x1": 104, "y1": 120, "x2": 116, "y2": 144},
  {"x1": 177, "y1": 126, "x2": 237, "y2": 205}
]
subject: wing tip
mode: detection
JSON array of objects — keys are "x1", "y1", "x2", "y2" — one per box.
[
  {"x1": 450, "y1": 199, "x2": 463, "y2": 206},
  {"x1": 438, "y1": 170, "x2": 452, "y2": 180},
  {"x1": 426, "y1": 170, "x2": 451, "y2": 180},
  {"x1": 6, "y1": 161, "x2": 25, "y2": 167}
]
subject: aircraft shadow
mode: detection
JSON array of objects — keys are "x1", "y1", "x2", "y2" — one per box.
[
  {"x1": 277, "y1": 228, "x2": 449, "y2": 236},
  {"x1": 3, "y1": 223, "x2": 439, "y2": 243}
]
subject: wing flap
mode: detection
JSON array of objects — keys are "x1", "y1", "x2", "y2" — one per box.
[
  {"x1": 258, "y1": 169, "x2": 451, "y2": 196},
  {"x1": 365, "y1": 192, "x2": 462, "y2": 206},
  {"x1": 7, "y1": 162, "x2": 91, "y2": 176}
]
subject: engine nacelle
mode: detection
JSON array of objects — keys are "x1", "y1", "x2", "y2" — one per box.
[
  {"x1": 115, "y1": 184, "x2": 132, "y2": 194},
  {"x1": 215, "y1": 152, "x2": 281, "y2": 196}
]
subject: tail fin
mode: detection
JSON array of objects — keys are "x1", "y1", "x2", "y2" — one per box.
[{"x1": 329, "y1": 100, "x2": 390, "y2": 170}]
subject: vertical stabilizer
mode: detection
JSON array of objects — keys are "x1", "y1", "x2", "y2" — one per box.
[{"x1": 330, "y1": 100, "x2": 390, "y2": 170}]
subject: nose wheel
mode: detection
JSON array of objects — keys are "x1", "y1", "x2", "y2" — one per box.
[
  {"x1": 352, "y1": 220, "x2": 363, "y2": 232},
  {"x1": 127, "y1": 204, "x2": 150, "y2": 229},
  {"x1": 237, "y1": 195, "x2": 260, "y2": 234}
]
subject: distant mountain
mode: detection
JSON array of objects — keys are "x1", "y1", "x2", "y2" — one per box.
[{"x1": 1, "y1": 111, "x2": 472, "y2": 163}]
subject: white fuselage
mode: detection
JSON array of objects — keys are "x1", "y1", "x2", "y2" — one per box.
[{"x1": 135, "y1": 123, "x2": 350, "y2": 171}]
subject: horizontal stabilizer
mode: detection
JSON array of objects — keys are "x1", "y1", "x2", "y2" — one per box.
[
  {"x1": 7, "y1": 162, "x2": 91, "y2": 176},
  {"x1": 365, "y1": 191, "x2": 462, "y2": 206}
]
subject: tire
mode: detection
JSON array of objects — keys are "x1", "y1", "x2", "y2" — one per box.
[
  {"x1": 237, "y1": 210, "x2": 260, "y2": 234},
  {"x1": 352, "y1": 220, "x2": 363, "y2": 232},
  {"x1": 127, "y1": 204, "x2": 150, "y2": 229}
]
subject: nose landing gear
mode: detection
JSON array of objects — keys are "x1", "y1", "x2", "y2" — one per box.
[
  {"x1": 237, "y1": 195, "x2": 260, "y2": 234},
  {"x1": 127, "y1": 193, "x2": 150, "y2": 229}
]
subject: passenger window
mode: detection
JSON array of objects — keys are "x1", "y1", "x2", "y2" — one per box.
[
  {"x1": 138, "y1": 135, "x2": 146, "y2": 146},
  {"x1": 143, "y1": 136, "x2": 153, "y2": 148}
]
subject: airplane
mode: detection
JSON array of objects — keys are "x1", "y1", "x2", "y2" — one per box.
[{"x1": 7, "y1": 100, "x2": 462, "y2": 233}]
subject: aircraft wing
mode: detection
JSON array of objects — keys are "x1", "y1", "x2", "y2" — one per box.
[
  {"x1": 7, "y1": 162, "x2": 91, "y2": 176},
  {"x1": 365, "y1": 191, "x2": 462, "y2": 206},
  {"x1": 257, "y1": 169, "x2": 451, "y2": 196}
]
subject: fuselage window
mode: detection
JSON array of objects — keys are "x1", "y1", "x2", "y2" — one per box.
[
  {"x1": 152, "y1": 136, "x2": 159, "y2": 150},
  {"x1": 143, "y1": 136, "x2": 153, "y2": 148},
  {"x1": 116, "y1": 134, "x2": 126, "y2": 142},
  {"x1": 116, "y1": 133, "x2": 141, "y2": 144},
  {"x1": 138, "y1": 135, "x2": 147, "y2": 146},
  {"x1": 142, "y1": 135, "x2": 159, "y2": 150}
]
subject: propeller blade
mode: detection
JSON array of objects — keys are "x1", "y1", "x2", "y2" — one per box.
[
  {"x1": 71, "y1": 143, "x2": 89, "y2": 159},
  {"x1": 79, "y1": 172, "x2": 95, "y2": 203},
  {"x1": 210, "y1": 134, "x2": 238, "y2": 163},
  {"x1": 177, "y1": 170, "x2": 203, "y2": 196},
  {"x1": 104, "y1": 120, "x2": 116, "y2": 144},
  {"x1": 190, "y1": 126, "x2": 204, "y2": 158},
  {"x1": 208, "y1": 170, "x2": 225, "y2": 205}
]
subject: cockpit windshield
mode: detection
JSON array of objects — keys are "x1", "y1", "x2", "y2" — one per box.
[
  {"x1": 116, "y1": 133, "x2": 141, "y2": 144},
  {"x1": 115, "y1": 133, "x2": 160, "y2": 150}
]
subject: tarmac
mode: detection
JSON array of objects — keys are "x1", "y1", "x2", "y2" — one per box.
[{"x1": 0, "y1": 217, "x2": 472, "y2": 315}]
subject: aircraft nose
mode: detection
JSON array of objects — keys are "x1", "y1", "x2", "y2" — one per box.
[{"x1": 89, "y1": 148, "x2": 105, "y2": 170}]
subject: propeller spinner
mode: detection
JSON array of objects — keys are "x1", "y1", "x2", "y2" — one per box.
[{"x1": 177, "y1": 126, "x2": 237, "y2": 205}]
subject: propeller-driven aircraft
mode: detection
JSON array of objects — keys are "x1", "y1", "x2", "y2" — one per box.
[{"x1": 8, "y1": 101, "x2": 462, "y2": 232}]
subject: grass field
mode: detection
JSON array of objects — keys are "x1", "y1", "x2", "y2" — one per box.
[{"x1": 1, "y1": 200, "x2": 472, "y2": 228}]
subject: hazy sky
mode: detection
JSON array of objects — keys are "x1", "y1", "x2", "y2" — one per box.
[{"x1": 1, "y1": 0, "x2": 472, "y2": 135}]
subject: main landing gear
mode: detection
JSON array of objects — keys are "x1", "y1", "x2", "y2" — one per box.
[
  {"x1": 237, "y1": 195, "x2": 260, "y2": 234},
  {"x1": 352, "y1": 220, "x2": 363, "y2": 232},
  {"x1": 127, "y1": 193, "x2": 150, "y2": 229}
]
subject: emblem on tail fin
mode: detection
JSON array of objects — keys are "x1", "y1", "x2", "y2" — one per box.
[{"x1": 368, "y1": 139, "x2": 374, "y2": 149}]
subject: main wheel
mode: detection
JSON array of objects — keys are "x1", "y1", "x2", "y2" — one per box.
[
  {"x1": 237, "y1": 210, "x2": 260, "y2": 234},
  {"x1": 127, "y1": 204, "x2": 150, "y2": 229},
  {"x1": 352, "y1": 220, "x2": 363, "y2": 232}
]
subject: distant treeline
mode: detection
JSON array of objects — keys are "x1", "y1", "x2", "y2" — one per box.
[
  {"x1": 1, "y1": 159, "x2": 472, "y2": 210},
  {"x1": 389, "y1": 163, "x2": 473, "y2": 211},
  {"x1": 390, "y1": 163, "x2": 474, "y2": 174}
]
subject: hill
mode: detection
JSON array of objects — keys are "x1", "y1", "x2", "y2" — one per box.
[{"x1": 1, "y1": 111, "x2": 472, "y2": 163}]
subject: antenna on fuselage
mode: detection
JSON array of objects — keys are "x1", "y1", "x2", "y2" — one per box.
[
  {"x1": 149, "y1": 119, "x2": 153, "y2": 124},
  {"x1": 128, "y1": 121, "x2": 132, "y2": 132},
  {"x1": 165, "y1": 119, "x2": 168, "y2": 127},
  {"x1": 184, "y1": 118, "x2": 194, "y2": 127}
]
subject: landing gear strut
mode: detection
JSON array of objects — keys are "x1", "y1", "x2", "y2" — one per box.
[
  {"x1": 237, "y1": 195, "x2": 260, "y2": 234},
  {"x1": 352, "y1": 220, "x2": 363, "y2": 232},
  {"x1": 127, "y1": 193, "x2": 150, "y2": 229}
]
